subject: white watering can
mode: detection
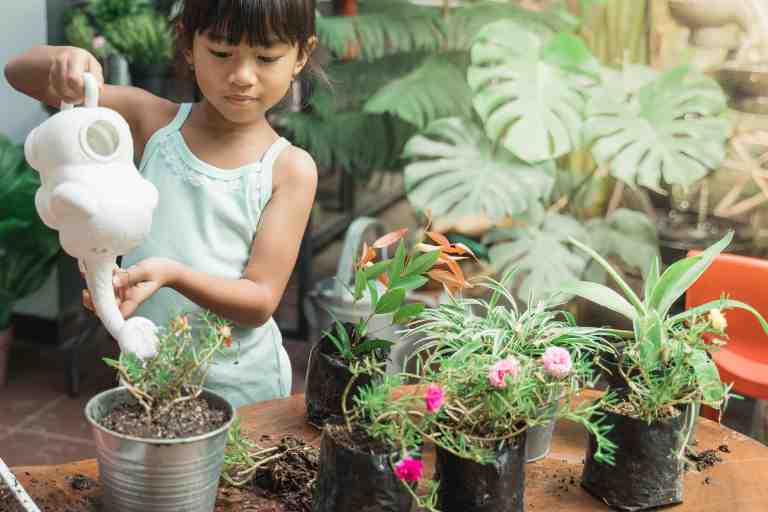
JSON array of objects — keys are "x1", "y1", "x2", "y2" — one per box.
[{"x1": 24, "y1": 73, "x2": 160, "y2": 359}]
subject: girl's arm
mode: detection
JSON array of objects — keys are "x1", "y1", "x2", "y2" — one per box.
[
  {"x1": 113, "y1": 146, "x2": 318, "y2": 327},
  {"x1": 4, "y1": 45, "x2": 177, "y2": 160}
]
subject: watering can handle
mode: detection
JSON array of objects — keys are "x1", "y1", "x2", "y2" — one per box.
[{"x1": 60, "y1": 72, "x2": 99, "y2": 111}]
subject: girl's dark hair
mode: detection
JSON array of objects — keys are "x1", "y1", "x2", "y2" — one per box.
[{"x1": 173, "y1": 0, "x2": 324, "y2": 86}]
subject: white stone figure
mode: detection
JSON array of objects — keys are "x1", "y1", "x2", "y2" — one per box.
[{"x1": 24, "y1": 73, "x2": 160, "y2": 359}]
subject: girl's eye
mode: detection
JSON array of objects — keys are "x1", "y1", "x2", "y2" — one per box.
[
  {"x1": 258, "y1": 56, "x2": 281, "y2": 63},
  {"x1": 209, "y1": 49, "x2": 231, "y2": 58}
]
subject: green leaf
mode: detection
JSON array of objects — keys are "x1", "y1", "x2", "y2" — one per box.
[
  {"x1": 393, "y1": 275, "x2": 429, "y2": 293},
  {"x1": 364, "y1": 260, "x2": 390, "y2": 281},
  {"x1": 585, "y1": 66, "x2": 729, "y2": 190},
  {"x1": 559, "y1": 281, "x2": 637, "y2": 320},
  {"x1": 394, "y1": 303, "x2": 426, "y2": 324},
  {"x1": 668, "y1": 298, "x2": 768, "y2": 335},
  {"x1": 468, "y1": 21, "x2": 598, "y2": 162},
  {"x1": 388, "y1": 240, "x2": 407, "y2": 287},
  {"x1": 569, "y1": 236, "x2": 646, "y2": 315},
  {"x1": 365, "y1": 56, "x2": 473, "y2": 129},
  {"x1": 334, "y1": 320, "x2": 352, "y2": 355},
  {"x1": 404, "y1": 117, "x2": 554, "y2": 222},
  {"x1": 689, "y1": 349, "x2": 725, "y2": 405},
  {"x1": 102, "y1": 357, "x2": 121, "y2": 369},
  {"x1": 354, "y1": 270, "x2": 366, "y2": 301},
  {"x1": 650, "y1": 231, "x2": 733, "y2": 318},
  {"x1": 637, "y1": 311, "x2": 664, "y2": 369},
  {"x1": 405, "y1": 249, "x2": 441, "y2": 276},
  {"x1": 644, "y1": 257, "x2": 660, "y2": 307},
  {"x1": 352, "y1": 338, "x2": 395, "y2": 356},
  {"x1": 488, "y1": 212, "x2": 590, "y2": 302},
  {"x1": 367, "y1": 281, "x2": 380, "y2": 308},
  {"x1": 376, "y1": 288, "x2": 406, "y2": 315}
]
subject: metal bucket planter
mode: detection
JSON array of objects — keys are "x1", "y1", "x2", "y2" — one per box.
[
  {"x1": 0, "y1": 456, "x2": 41, "y2": 511},
  {"x1": 85, "y1": 387, "x2": 235, "y2": 512}
]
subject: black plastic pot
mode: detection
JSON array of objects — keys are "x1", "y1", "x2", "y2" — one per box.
[
  {"x1": 305, "y1": 329, "x2": 373, "y2": 426},
  {"x1": 435, "y1": 432, "x2": 527, "y2": 512},
  {"x1": 312, "y1": 425, "x2": 413, "y2": 512},
  {"x1": 581, "y1": 407, "x2": 687, "y2": 511}
]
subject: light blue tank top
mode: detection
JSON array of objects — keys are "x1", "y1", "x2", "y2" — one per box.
[{"x1": 122, "y1": 103, "x2": 292, "y2": 408}]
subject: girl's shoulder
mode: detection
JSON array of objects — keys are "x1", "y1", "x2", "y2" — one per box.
[{"x1": 271, "y1": 144, "x2": 318, "y2": 192}]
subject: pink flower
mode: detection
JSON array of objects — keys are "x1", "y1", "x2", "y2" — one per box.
[
  {"x1": 425, "y1": 384, "x2": 445, "y2": 413},
  {"x1": 488, "y1": 356, "x2": 520, "y2": 388},
  {"x1": 92, "y1": 36, "x2": 106, "y2": 49},
  {"x1": 394, "y1": 456, "x2": 423, "y2": 482},
  {"x1": 541, "y1": 347, "x2": 572, "y2": 379}
]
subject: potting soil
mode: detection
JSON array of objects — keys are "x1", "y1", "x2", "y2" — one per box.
[
  {"x1": 98, "y1": 395, "x2": 227, "y2": 439},
  {"x1": 0, "y1": 481, "x2": 25, "y2": 512}
]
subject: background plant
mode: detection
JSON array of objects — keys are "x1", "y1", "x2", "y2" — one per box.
[
  {"x1": 559, "y1": 231, "x2": 768, "y2": 423},
  {"x1": 0, "y1": 135, "x2": 61, "y2": 330},
  {"x1": 104, "y1": 311, "x2": 234, "y2": 420}
]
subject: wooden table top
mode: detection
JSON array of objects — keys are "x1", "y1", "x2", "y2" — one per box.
[{"x1": 10, "y1": 391, "x2": 768, "y2": 511}]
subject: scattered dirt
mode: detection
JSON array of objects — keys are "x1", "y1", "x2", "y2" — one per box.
[
  {"x1": 66, "y1": 474, "x2": 96, "y2": 492},
  {"x1": 223, "y1": 436, "x2": 319, "y2": 512},
  {"x1": 325, "y1": 423, "x2": 390, "y2": 454},
  {"x1": 99, "y1": 396, "x2": 227, "y2": 439},
  {"x1": 685, "y1": 444, "x2": 727, "y2": 472}
]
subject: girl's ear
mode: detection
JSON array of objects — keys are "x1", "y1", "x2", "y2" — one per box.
[{"x1": 294, "y1": 36, "x2": 318, "y2": 75}]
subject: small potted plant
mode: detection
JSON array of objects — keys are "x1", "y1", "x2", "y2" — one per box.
[
  {"x1": 403, "y1": 274, "x2": 614, "y2": 462},
  {"x1": 84, "y1": 311, "x2": 236, "y2": 512},
  {"x1": 305, "y1": 225, "x2": 471, "y2": 426},
  {"x1": 560, "y1": 230, "x2": 768, "y2": 510},
  {"x1": 349, "y1": 313, "x2": 617, "y2": 512}
]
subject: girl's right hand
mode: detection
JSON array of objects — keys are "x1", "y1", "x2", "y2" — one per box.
[{"x1": 49, "y1": 46, "x2": 104, "y2": 105}]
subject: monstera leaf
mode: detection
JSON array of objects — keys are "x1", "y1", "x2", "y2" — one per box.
[
  {"x1": 585, "y1": 66, "x2": 730, "y2": 191},
  {"x1": 487, "y1": 210, "x2": 590, "y2": 301},
  {"x1": 403, "y1": 117, "x2": 554, "y2": 223},
  {"x1": 468, "y1": 21, "x2": 598, "y2": 163},
  {"x1": 584, "y1": 208, "x2": 659, "y2": 283}
]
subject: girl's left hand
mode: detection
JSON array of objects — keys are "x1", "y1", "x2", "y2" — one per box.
[{"x1": 113, "y1": 257, "x2": 181, "y2": 318}]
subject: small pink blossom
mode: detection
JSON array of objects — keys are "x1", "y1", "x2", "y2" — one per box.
[
  {"x1": 394, "y1": 456, "x2": 423, "y2": 482},
  {"x1": 425, "y1": 384, "x2": 445, "y2": 413},
  {"x1": 488, "y1": 356, "x2": 520, "y2": 388},
  {"x1": 541, "y1": 347, "x2": 572, "y2": 379},
  {"x1": 92, "y1": 36, "x2": 106, "y2": 49}
]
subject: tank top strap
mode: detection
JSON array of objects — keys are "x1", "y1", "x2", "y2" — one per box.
[
  {"x1": 138, "y1": 103, "x2": 193, "y2": 171},
  {"x1": 257, "y1": 137, "x2": 291, "y2": 212}
]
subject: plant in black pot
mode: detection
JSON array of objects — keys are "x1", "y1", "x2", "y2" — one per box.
[
  {"x1": 84, "y1": 311, "x2": 237, "y2": 512},
  {"x1": 403, "y1": 274, "x2": 615, "y2": 463},
  {"x1": 305, "y1": 226, "x2": 471, "y2": 427},
  {"x1": 352, "y1": 328, "x2": 617, "y2": 512},
  {"x1": 0, "y1": 135, "x2": 61, "y2": 387},
  {"x1": 560, "y1": 230, "x2": 768, "y2": 511}
]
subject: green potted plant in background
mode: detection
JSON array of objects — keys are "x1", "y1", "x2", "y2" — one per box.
[
  {"x1": 0, "y1": 135, "x2": 61, "y2": 387},
  {"x1": 403, "y1": 274, "x2": 615, "y2": 463},
  {"x1": 559, "y1": 230, "x2": 768, "y2": 510},
  {"x1": 85, "y1": 311, "x2": 236, "y2": 511},
  {"x1": 305, "y1": 225, "x2": 470, "y2": 426},
  {"x1": 346, "y1": 292, "x2": 617, "y2": 512}
]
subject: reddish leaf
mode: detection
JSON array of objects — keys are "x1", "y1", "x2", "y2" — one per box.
[
  {"x1": 416, "y1": 243, "x2": 441, "y2": 253},
  {"x1": 437, "y1": 254, "x2": 466, "y2": 284},
  {"x1": 442, "y1": 243, "x2": 478, "y2": 259},
  {"x1": 378, "y1": 273, "x2": 390, "y2": 287},
  {"x1": 427, "y1": 269, "x2": 471, "y2": 291},
  {"x1": 426, "y1": 231, "x2": 451, "y2": 248},
  {"x1": 373, "y1": 228, "x2": 409, "y2": 249}
]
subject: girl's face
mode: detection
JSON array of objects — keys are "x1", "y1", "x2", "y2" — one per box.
[{"x1": 187, "y1": 31, "x2": 311, "y2": 124}]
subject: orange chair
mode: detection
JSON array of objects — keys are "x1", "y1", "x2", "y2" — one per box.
[{"x1": 686, "y1": 251, "x2": 768, "y2": 421}]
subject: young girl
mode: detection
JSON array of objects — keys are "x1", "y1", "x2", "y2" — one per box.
[{"x1": 5, "y1": 0, "x2": 320, "y2": 408}]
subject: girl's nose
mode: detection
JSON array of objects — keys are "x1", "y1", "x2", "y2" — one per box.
[{"x1": 230, "y1": 60, "x2": 259, "y2": 87}]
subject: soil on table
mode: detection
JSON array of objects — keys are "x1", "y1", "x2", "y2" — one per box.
[
  {"x1": 221, "y1": 435, "x2": 319, "y2": 512},
  {"x1": 325, "y1": 423, "x2": 390, "y2": 454},
  {"x1": 99, "y1": 396, "x2": 227, "y2": 439},
  {"x1": 685, "y1": 444, "x2": 728, "y2": 472}
]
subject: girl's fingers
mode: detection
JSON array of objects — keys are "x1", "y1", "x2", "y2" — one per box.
[{"x1": 82, "y1": 289, "x2": 94, "y2": 312}]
